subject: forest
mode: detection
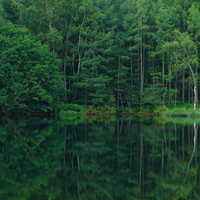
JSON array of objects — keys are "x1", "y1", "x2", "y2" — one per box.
[{"x1": 0, "y1": 0, "x2": 200, "y2": 115}]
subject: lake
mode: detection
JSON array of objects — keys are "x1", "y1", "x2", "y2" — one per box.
[{"x1": 0, "y1": 115, "x2": 200, "y2": 199}]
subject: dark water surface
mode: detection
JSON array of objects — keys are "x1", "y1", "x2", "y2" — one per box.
[{"x1": 0, "y1": 116, "x2": 200, "y2": 200}]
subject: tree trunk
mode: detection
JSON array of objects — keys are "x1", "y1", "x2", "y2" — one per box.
[
  {"x1": 140, "y1": 38, "x2": 143, "y2": 100},
  {"x1": 19, "y1": 0, "x2": 23, "y2": 23},
  {"x1": 188, "y1": 63, "x2": 198, "y2": 109},
  {"x1": 168, "y1": 64, "x2": 172, "y2": 106},
  {"x1": 117, "y1": 57, "x2": 120, "y2": 107},
  {"x1": 189, "y1": 82, "x2": 191, "y2": 104},
  {"x1": 194, "y1": 83, "x2": 198, "y2": 109},
  {"x1": 182, "y1": 69, "x2": 185, "y2": 104},
  {"x1": 77, "y1": 30, "x2": 82, "y2": 74},
  {"x1": 162, "y1": 55, "x2": 165, "y2": 89}
]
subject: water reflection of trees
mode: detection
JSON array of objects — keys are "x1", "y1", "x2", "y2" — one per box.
[
  {"x1": 0, "y1": 117, "x2": 200, "y2": 199},
  {"x1": 142, "y1": 119, "x2": 200, "y2": 199},
  {"x1": 0, "y1": 118, "x2": 65, "y2": 200},
  {"x1": 64, "y1": 118, "x2": 200, "y2": 200}
]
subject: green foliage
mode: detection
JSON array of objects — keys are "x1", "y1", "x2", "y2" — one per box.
[
  {"x1": 46, "y1": 27, "x2": 63, "y2": 53},
  {"x1": 0, "y1": 23, "x2": 64, "y2": 114},
  {"x1": 164, "y1": 107, "x2": 200, "y2": 116},
  {"x1": 60, "y1": 103, "x2": 86, "y2": 112},
  {"x1": 142, "y1": 86, "x2": 165, "y2": 106},
  {"x1": 123, "y1": 107, "x2": 135, "y2": 114},
  {"x1": 96, "y1": 104, "x2": 117, "y2": 115},
  {"x1": 0, "y1": 1, "x2": 5, "y2": 26},
  {"x1": 2, "y1": 0, "x2": 18, "y2": 22},
  {"x1": 58, "y1": 103, "x2": 87, "y2": 118},
  {"x1": 1, "y1": 0, "x2": 200, "y2": 114},
  {"x1": 59, "y1": 110, "x2": 79, "y2": 116},
  {"x1": 138, "y1": 106, "x2": 154, "y2": 113},
  {"x1": 154, "y1": 105, "x2": 168, "y2": 114}
]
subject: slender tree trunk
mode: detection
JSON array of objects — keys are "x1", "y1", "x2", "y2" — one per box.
[
  {"x1": 188, "y1": 63, "x2": 198, "y2": 109},
  {"x1": 131, "y1": 55, "x2": 133, "y2": 87},
  {"x1": 120, "y1": 93, "x2": 124, "y2": 112},
  {"x1": 182, "y1": 69, "x2": 185, "y2": 104},
  {"x1": 77, "y1": 12, "x2": 86, "y2": 74},
  {"x1": 168, "y1": 52, "x2": 172, "y2": 106},
  {"x1": 117, "y1": 56, "x2": 123, "y2": 109},
  {"x1": 140, "y1": 37, "x2": 143, "y2": 103},
  {"x1": 64, "y1": 61, "x2": 67, "y2": 101},
  {"x1": 77, "y1": 30, "x2": 82, "y2": 74},
  {"x1": 19, "y1": 0, "x2": 23, "y2": 23},
  {"x1": 129, "y1": 41, "x2": 133, "y2": 87},
  {"x1": 174, "y1": 75, "x2": 177, "y2": 107},
  {"x1": 189, "y1": 82, "x2": 191, "y2": 104},
  {"x1": 162, "y1": 55, "x2": 165, "y2": 89},
  {"x1": 196, "y1": 39, "x2": 198, "y2": 108}
]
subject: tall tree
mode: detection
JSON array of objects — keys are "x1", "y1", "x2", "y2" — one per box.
[
  {"x1": 164, "y1": 30, "x2": 199, "y2": 109},
  {"x1": 152, "y1": 0, "x2": 179, "y2": 104}
]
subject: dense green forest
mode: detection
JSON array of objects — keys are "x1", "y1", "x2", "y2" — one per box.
[{"x1": 1, "y1": 0, "x2": 200, "y2": 114}]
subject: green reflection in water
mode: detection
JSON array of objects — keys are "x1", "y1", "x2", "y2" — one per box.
[{"x1": 0, "y1": 116, "x2": 200, "y2": 199}]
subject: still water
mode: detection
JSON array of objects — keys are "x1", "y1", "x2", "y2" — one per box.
[{"x1": 0, "y1": 116, "x2": 200, "y2": 199}]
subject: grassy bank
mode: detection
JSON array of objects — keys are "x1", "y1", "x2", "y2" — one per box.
[
  {"x1": 6, "y1": 103, "x2": 200, "y2": 118},
  {"x1": 163, "y1": 107, "x2": 200, "y2": 117},
  {"x1": 59, "y1": 104, "x2": 200, "y2": 117},
  {"x1": 58, "y1": 104, "x2": 161, "y2": 117}
]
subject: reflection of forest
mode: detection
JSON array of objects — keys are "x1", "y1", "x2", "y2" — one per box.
[{"x1": 0, "y1": 117, "x2": 200, "y2": 200}]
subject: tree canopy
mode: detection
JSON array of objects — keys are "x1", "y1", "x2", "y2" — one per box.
[{"x1": 1, "y1": 0, "x2": 200, "y2": 113}]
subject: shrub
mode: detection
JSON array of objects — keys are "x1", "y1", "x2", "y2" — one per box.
[
  {"x1": 154, "y1": 105, "x2": 167, "y2": 114},
  {"x1": 97, "y1": 105, "x2": 117, "y2": 115},
  {"x1": 60, "y1": 103, "x2": 86, "y2": 112}
]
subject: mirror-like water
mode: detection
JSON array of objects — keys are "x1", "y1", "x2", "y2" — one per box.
[{"x1": 0, "y1": 116, "x2": 200, "y2": 200}]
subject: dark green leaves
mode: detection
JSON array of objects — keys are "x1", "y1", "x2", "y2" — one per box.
[{"x1": 0, "y1": 24, "x2": 63, "y2": 114}]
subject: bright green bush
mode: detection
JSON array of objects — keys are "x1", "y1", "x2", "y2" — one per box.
[
  {"x1": 154, "y1": 105, "x2": 168, "y2": 114},
  {"x1": 59, "y1": 103, "x2": 86, "y2": 112}
]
